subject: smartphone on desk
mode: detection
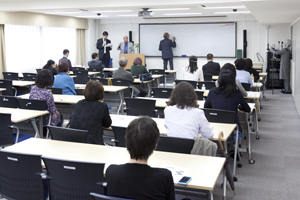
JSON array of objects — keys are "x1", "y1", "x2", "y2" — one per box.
[{"x1": 177, "y1": 176, "x2": 192, "y2": 186}]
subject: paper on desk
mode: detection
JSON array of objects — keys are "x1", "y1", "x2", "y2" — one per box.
[{"x1": 164, "y1": 166, "x2": 191, "y2": 183}]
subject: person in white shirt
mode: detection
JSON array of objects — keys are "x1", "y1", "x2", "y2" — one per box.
[
  {"x1": 164, "y1": 82, "x2": 213, "y2": 139},
  {"x1": 235, "y1": 58, "x2": 253, "y2": 88},
  {"x1": 182, "y1": 56, "x2": 204, "y2": 81}
]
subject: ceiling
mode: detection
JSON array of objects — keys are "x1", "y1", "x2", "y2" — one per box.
[{"x1": 0, "y1": 0, "x2": 299, "y2": 24}]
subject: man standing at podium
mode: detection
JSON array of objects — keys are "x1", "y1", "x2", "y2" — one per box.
[
  {"x1": 97, "y1": 31, "x2": 112, "y2": 68},
  {"x1": 159, "y1": 32, "x2": 176, "y2": 70},
  {"x1": 117, "y1": 36, "x2": 134, "y2": 54}
]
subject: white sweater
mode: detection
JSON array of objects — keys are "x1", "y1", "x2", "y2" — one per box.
[{"x1": 182, "y1": 66, "x2": 204, "y2": 81}]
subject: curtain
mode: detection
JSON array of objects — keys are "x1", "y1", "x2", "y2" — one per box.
[
  {"x1": 76, "y1": 29, "x2": 86, "y2": 67},
  {"x1": 5, "y1": 24, "x2": 76, "y2": 73},
  {"x1": 0, "y1": 24, "x2": 6, "y2": 78}
]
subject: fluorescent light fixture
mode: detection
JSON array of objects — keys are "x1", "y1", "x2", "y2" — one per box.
[
  {"x1": 48, "y1": 12, "x2": 82, "y2": 14},
  {"x1": 117, "y1": 14, "x2": 138, "y2": 17},
  {"x1": 149, "y1": 8, "x2": 190, "y2": 11},
  {"x1": 164, "y1": 13, "x2": 202, "y2": 16},
  {"x1": 214, "y1": 11, "x2": 250, "y2": 14},
  {"x1": 92, "y1": 10, "x2": 132, "y2": 13},
  {"x1": 203, "y1": 6, "x2": 246, "y2": 9},
  {"x1": 76, "y1": 15, "x2": 109, "y2": 18}
]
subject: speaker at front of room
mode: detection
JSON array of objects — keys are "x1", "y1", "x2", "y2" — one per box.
[{"x1": 243, "y1": 29, "x2": 247, "y2": 58}]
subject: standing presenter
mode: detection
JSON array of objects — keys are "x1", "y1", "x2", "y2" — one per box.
[
  {"x1": 159, "y1": 32, "x2": 176, "y2": 70},
  {"x1": 117, "y1": 36, "x2": 134, "y2": 54},
  {"x1": 97, "y1": 31, "x2": 112, "y2": 68}
]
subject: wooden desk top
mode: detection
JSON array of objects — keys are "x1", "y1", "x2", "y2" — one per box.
[
  {"x1": 138, "y1": 97, "x2": 205, "y2": 108},
  {"x1": 19, "y1": 94, "x2": 85, "y2": 104},
  {"x1": 3, "y1": 138, "x2": 225, "y2": 190},
  {"x1": 253, "y1": 82, "x2": 263, "y2": 87},
  {"x1": 103, "y1": 68, "x2": 117, "y2": 72},
  {"x1": 75, "y1": 84, "x2": 128, "y2": 92},
  {"x1": 259, "y1": 72, "x2": 267, "y2": 76},
  {"x1": 165, "y1": 70, "x2": 178, "y2": 73},
  {"x1": 133, "y1": 78, "x2": 153, "y2": 84},
  {"x1": 110, "y1": 114, "x2": 236, "y2": 142},
  {"x1": 0, "y1": 88, "x2": 6, "y2": 92},
  {"x1": 12, "y1": 80, "x2": 35, "y2": 87},
  {"x1": 69, "y1": 71, "x2": 101, "y2": 75},
  {"x1": 0, "y1": 107, "x2": 49, "y2": 123},
  {"x1": 203, "y1": 90, "x2": 261, "y2": 99}
]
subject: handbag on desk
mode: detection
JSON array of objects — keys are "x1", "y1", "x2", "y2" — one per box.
[{"x1": 139, "y1": 73, "x2": 153, "y2": 81}]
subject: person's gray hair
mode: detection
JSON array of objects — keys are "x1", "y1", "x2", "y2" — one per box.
[
  {"x1": 119, "y1": 57, "x2": 128, "y2": 67},
  {"x1": 285, "y1": 39, "x2": 292, "y2": 51}
]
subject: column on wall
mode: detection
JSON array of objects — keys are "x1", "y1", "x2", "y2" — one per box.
[
  {"x1": 76, "y1": 29, "x2": 86, "y2": 67},
  {"x1": 0, "y1": 24, "x2": 6, "y2": 78}
]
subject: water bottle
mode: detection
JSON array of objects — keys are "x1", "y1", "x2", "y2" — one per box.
[
  {"x1": 251, "y1": 74, "x2": 254, "y2": 84},
  {"x1": 201, "y1": 84, "x2": 206, "y2": 91}
]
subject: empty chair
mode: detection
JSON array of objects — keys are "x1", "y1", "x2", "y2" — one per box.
[
  {"x1": 198, "y1": 81, "x2": 216, "y2": 90},
  {"x1": 26, "y1": 75, "x2": 37, "y2": 81},
  {"x1": 111, "y1": 79, "x2": 132, "y2": 98},
  {"x1": 22, "y1": 73, "x2": 37, "y2": 81},
  {"x1": 73, "y1": 67, "x2": 86, "y2": 71},
  {"x1": 0, "y1": 113, "x2": 24, "y2": 147},
  {"x1": 90, "y1": 193, "x2": 132, "y2": 200},
  {"x1": 124, "y1": 98, "x2": 157, "y2": 117},
  {"x1": 201, "y1": 108, "x2": 235, "y2": 124},
  {"x1": 152, "y1": 87, "x2": 173, "y2": 98},
  {"x1": 73, "y1": 70, "x2": 90, "y2": 84},
  {"x1": 73, "y1": 70, "x2": 88, "y2": 76},
  {"x1": 156, "y1": 135, "x2": 195, "y2": 154},
  {"x1": 149, "y1": 69, "x2": 165, "y2": 84},
  {"x1": 195, "y1": 90, "x2": 204, "y2": 100},
  {"x1": 0, "y1": 96, "x2": 20, "y2": 108},
  {"x1": 241, "y1": 83, "x2": 251, "y2": 91},
  {"x1": 91, "y1": 77, "x2": 108, "y2": 85},
  {"x1": 46, "y1": 86, "x2": 63, "y2": 94},
  {"x1": 42, "y1": 157, "x2": 105, "y2": 200},
  {"x1": 175, "y1": 80, "x2": 197, "y2": 89},
  {"x1": 0, "y1": 151, "x2": 45, "y2": 200},
  {"x1": 88, "y1": 68, "x2": 103, "y2": 73},
  {"x1": 18, "y1": 98, "x2": 47, "y2": 110},
  {"x1": 0, "y1": 79, "x2": 17, "y2": 96},
  {"x1": 75, "y1": 88, "x2": 84, "y2": 95},
  {"x1": 2, "y1": 72, "x2": 19, "y2": 80},
  {"x1": 203, "y1": 74, "x2": 213, "y2": 81},
  {"x1": 111, "y1": 126, "x2": 126, "y2": 147},
  {"x1": 47, "y1": 126, "x2": 89, "y2": 143}
]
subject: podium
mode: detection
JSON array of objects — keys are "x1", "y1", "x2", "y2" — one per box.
[{"x1": 119, "y1": 53, "x2": 145, "y2": 70}]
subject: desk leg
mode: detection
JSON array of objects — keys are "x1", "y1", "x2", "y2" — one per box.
[
  {"x1": 233, "y1": 126, "x2": 239, "y2": 177},
  {"x1": 255, "y1": 99, "x2": 261, "y2": 121},
  {"x1": 254, "y1": 107, "x2": 260, "y2": 140},
  {"x1": 38, "y1": 116, "x2": 43, "y2": 138},
  {"x1": 222, "y1": 168, "x2": 227, "y2": 200},
  {"x1": 156, "y1": 78, "x2": 160, "y2": 88},
  {"x1": 117, "y1": 90, "x2": 124, "y2": 115},
  {"x1": 147, "y1": 82, "x2": 151, "y2": 97}
]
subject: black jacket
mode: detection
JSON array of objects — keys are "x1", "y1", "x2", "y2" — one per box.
[
  {"x1": 202, "y1": 61, "x2": 221, "y2": 75},
  {"x1": 96, "y1": 38, "x2": 112, "y2": 59}
]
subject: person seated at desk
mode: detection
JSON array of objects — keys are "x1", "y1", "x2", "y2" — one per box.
[
  {"x1": 235, "y1": 58, "x2": 253, "y2": 88},
  {"x1": 204, "y1": 64, "x2": 250, "y2": 132},
  {"x1": 43, "y1": 59, "x2": 57, "y2": 81},
  {"x1": 113, "y1": 57, "x2": 146, "y2": 97},
  {"x1": 88, "y1": 53, "x2": 103, "y2": 72},
  {"x1": 130, "y1": 57, "x2": 148, "y2": 75},
  {"x1": 164, "y1": 82, "x2": 213, "y2": 139},
  {"x1": 106, "y1": 116, "x2": 175, "y2": 200},
  {"x1": 58, "y1": 49, "x2": 73, "y2": 71},
  {"x1": 202, "y1": 53, "x2": 221, "y2": 75},
  {"x1": 244, "y1": 58, "x2": 259, "y2": 82},
  {"x1": 69, "y1": 80, "x2": 111, "y2": 145},
  {"x1": 53, "y1": 61, "x2": 76, "y2": 95},
  {"x1": 29, "y1": 69, "x2": 61, "y2": 126},
  {"x1": 182, "y1": 55, "x2": 204, "y2": 81}
]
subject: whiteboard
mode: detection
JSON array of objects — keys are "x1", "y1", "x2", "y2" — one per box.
[{"x1": 139, "y1": 23, "x2": 236, "y2": 58}]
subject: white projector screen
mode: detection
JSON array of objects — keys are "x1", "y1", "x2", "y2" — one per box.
[{"x1": 139, "y1": 22, "x2": 236, "y2": 58}]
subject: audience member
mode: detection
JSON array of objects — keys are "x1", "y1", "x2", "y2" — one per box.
[
  {"x1": 69, "y1": 81, "x2": 111, "y2": 145},
  {"x1": 235, "y1": 58, "x2": 253, "y2": 87},
  {"x1": 88, "y1": 53, "x2": 103, "y2": 72},
  {"x1": 53, "y1": 61, "x2": 76, "y2": 95},
  {"x1": 182, "y1": 55, "x2": 204, "y2": 81},
  {"x1": 59, "y1": 49, "x2": 73, "y2": 71},
  {"x1": 43, "y1": 59, "x2": 57, "y2": 81},
  {"x1": 106, "y1": 116, "x2": 175, "y2": 200},
  {"x1": 130, "y1": 57, "x2": 148, "y2": 75},
  {"x1": 202, "y1": 53, "x2": 221, "y2": 75},
  {"x1": 244, "y1": 58, "x2": 259, "y2": 82},
  {"x1": 164, "y1": 82, "x2": 213, "y2": 139}
]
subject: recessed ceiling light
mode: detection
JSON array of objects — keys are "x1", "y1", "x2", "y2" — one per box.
[
  {"x1": 203, "y1": 6, "x2": 246, "y2": 9},
  {"x1": 164, "y1": 13, "x2": 202, "y2": 16},
  {"x1": 149, "y1": 8, "x2": 190, "y2": 11},
  {"x1": 214, "y1": 11, "x2": 250, "y2": 14},
  {"x1": 117, "y1": 14, "x2": 138, "y2": 17},
  {"x1": 47, "y1": 12, "x2": 82, "y2": 14},
  {"x1": 92, "y1": 10, "x2": 132, "y2": 13},
  {"x1": 76, "y1": 15, "x2": 109, "y2": 18}
]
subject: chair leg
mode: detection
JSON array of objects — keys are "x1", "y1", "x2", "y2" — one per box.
[{"x1": 30, "y1": 119, "x2": 40, "y2": 138}]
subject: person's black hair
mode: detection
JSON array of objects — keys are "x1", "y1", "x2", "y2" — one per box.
[
  {"x1": 234, "y1": 58, "x2": 246, "y2": 70},
  {"x1": 103, "y1": 31, "x2": 108, "y2": 36},
  {"x1": 206, "y1": 53, "x2": 213, "y2": 60},
  {"x1": 63, "y1": 49, "x2": 69, "y2": 55},
  {"x1": 187, "y1": 56, "x2": 198, "y2": 74},
  {"x1": 92, "y1": 53, "x2": 98, "y2": 59},
  {"x1": 46, "y1": 59, "x2": 55, "y2": 66},
  {"x1": 125, "y1": 116, "x2": 160, "y2": 161},
  {"x1": 215, "y1": 63, "x2": 238, "y2": 98},
  {"x1": 163, "y1": 32, "x2": 169, "y2": 39},
  {"x1": 35, "y1": 69, "x2": 53, "y2": 88},
  {"x1": 244, "y1": 58, "x2": 253, "y2": 69}
]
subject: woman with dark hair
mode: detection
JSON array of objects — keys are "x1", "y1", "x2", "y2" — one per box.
[
  {"x1": 204, "y1": 63, "x2": 250, "y2": 132},
  {"x1": 29, "y1": 69, "x2": 61, "y2": 126},
  {"x1": 69, "y1": 80, "x2": 111, "y2": 145},
  {"x1": 235, "y1": 58, "x2": 253, "y2": 87},
  {"x1": 182, "y1": 56, "x2": 204, "y2": 81},
  {"x1": 53, "y1": 61, "x2": 76, "y2": 95},
  {"x1": 43, "y1": 59, "x2": 57, "y2": 81},
  {"x1": 130, "y1": 57, "x2": 148, "y2": 75},
  {"x1": 244, "y1": 58, "x2": 259, "y2": 82},
  {"x1": 164, "y1": 81, "x2": 213, "y2": 139}
]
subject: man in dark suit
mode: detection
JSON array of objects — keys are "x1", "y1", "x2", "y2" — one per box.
[
  {"x1": 202, "y1": 53, "x2": 221, "y2": 75},
  {"x1": 59, "y1": 49, "x2": 73, "y2": 71},
  {"x1": 159, "y1": 32, "x2": 176, "y2": 70},
  {"x1": 88, "y1": 53, "x2": 103, "y2": 72},
  {"x1": 97, "y1": 31, "x2": 112, "y2": 68}
]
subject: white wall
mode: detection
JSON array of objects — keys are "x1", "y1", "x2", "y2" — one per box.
[{"x1": 292, "y1": 18, "x2": 300, "y2": 117}]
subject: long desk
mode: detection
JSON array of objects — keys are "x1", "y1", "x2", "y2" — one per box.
[
  {"x1": 12, "y1": 80, "x2": 35, "y2": 87},
  {"x1": 3, "y1": 138, "x2": 226, "y2": 197}
]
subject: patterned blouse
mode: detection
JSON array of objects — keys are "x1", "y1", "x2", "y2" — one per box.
[{"x1": 29, "y1": 85, "x2": 60, "y2": 126}]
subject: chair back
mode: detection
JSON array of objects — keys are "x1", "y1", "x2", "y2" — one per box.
[
  {"x1": 91, "y1": 78, "x2": 108, "y2": 85},
  {"x1": 90, "y1": 193, "x2": 132, "y2": 200},
  {"x1": 74, "y1": 76, "x2": 90, "y2": 84},
  {"x1": 201, "y1": 108, "x2": 235, "y2": 123},
  {"x1": 198, "y1": 81, "x2": 216, "y2": 90},
  {"x1": 0, "y1": 151, "x2": 45, "y2": 200},
  {"x1": 203, "y1": 74, "x2": 213, "y2": 81},
  {"x1": 73, "y1": 67, "x2": 86, "y2": 71},
  {"x1": 111, "y1": 126, "x2": 126, "y2": 147},
  {"x1": 47, "y1": 86, "x2": 63, "y2": 94},
  {"x1": 22, "y1": 73, "x2": 37, "y2": 81},
  {"x1": 73, "y1": 70, "x2": 88, "y2": 76},
  {"x1": 124, "y1": 98, "x2": 157, "y2": 117},
  {"x1": 36, "y1": 69, "x2": 42, "y2": 73},
  {"x1": 0, "y1": 96, "x2": 20, "y2": 108},
  {"x1": 0, "y1": 113, "x2": 14, "y2": 147},
  {"x1": 156, "y1": 135, "x2": 195, "y2": 154},
  {"x1": 152, "y1": 88, "x2": 173, "y2": 98},
  {"x1": 0, "y1": 79, "x2": 15, "y2": 96},
  {"x1": 111, "y1": 79, "x2": 131, "y2": 86},
  {"x1": 47, "y1": 126, "x2": 90, "y2": 143},
  {"x1": 88, "y1": 68, "x2": 103, "y2": 72},
  {"x1": 75, "y1": 88, "x2": 84, "y2": 95},
  {"x1": 27, "y1": 75, "x2": 37, "y2": 81},
  {"x1": 42, "y1": 157, "x2": 105, "y2": 200},
  {"x1": 241, "y1": 83, "x2": 251, "y2": 91},
  {"x1": 149, "y1": 69, "x2": 165, "y2": 75},
  {"x1": 195, "y1": 91, "x2": 204, "y2": 100},
  {"x1": 17, "y1": 98, "x2": 47, "y2": 111},
  {"x1": 175, "y1": 80, "x2": 197, "y2": 89},
  {"x1": 2, "y1": 72, "x2": 19, "y2": 80}
]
